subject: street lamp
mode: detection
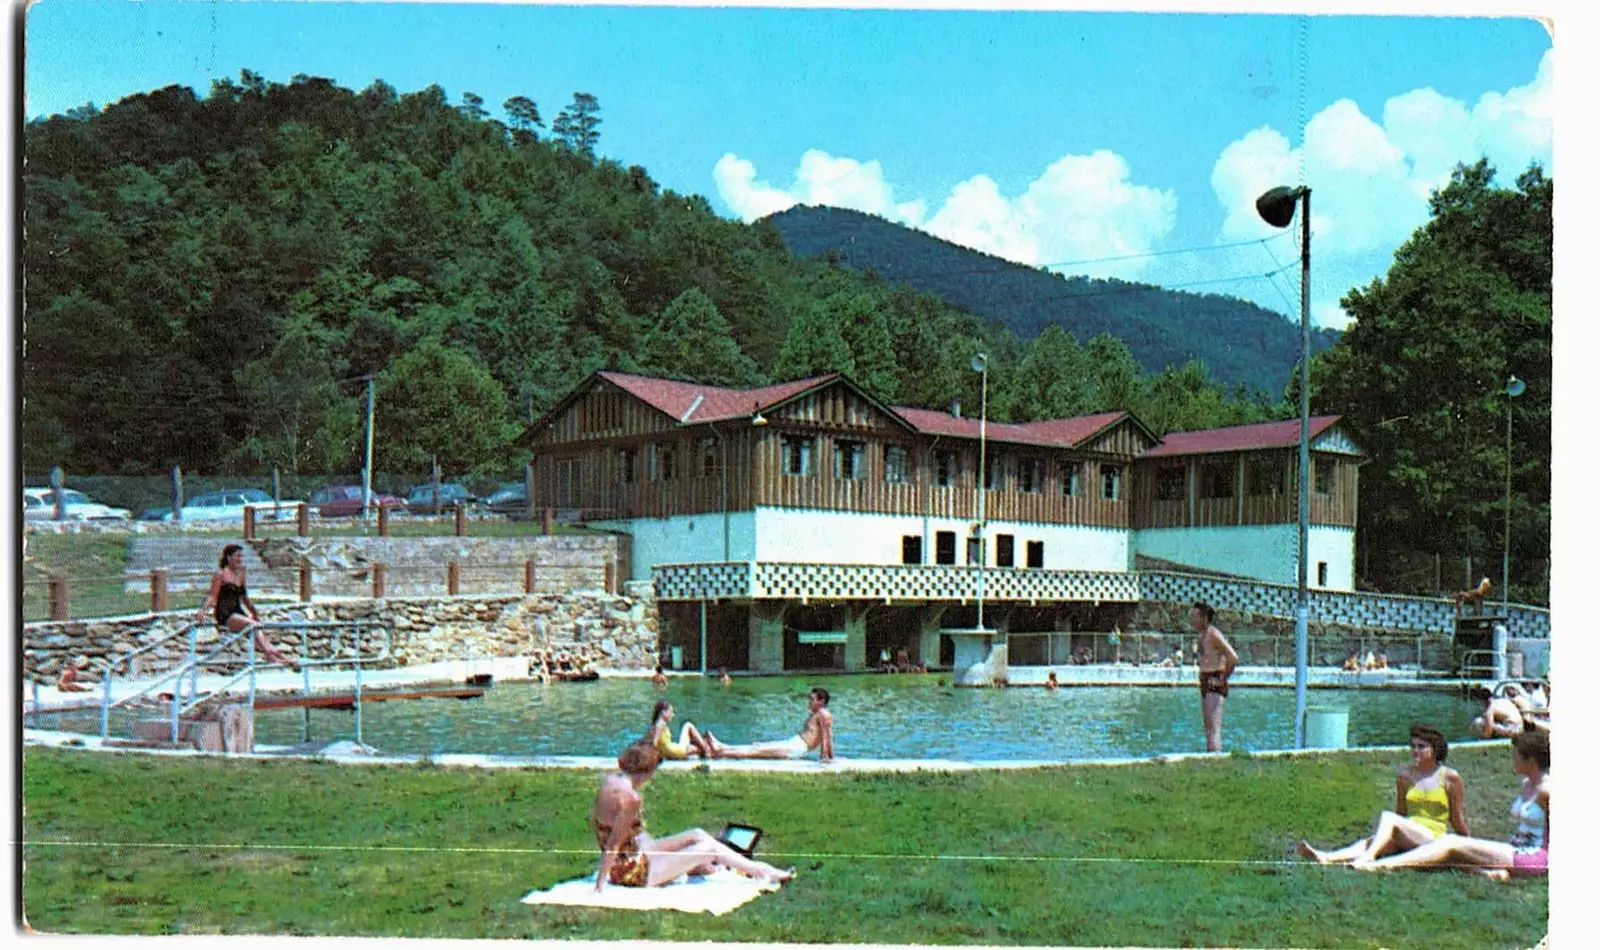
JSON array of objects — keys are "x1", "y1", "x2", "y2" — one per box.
[
  {"x1": 1256, "y1": 184, "x2": 1312, "y2": 749},
  {"x1": 1502, "y1": 375, "x2": 1525, "y2": 617},
  {"x1": 971, "y1": 352, "x2": 989, "y2": 632}
]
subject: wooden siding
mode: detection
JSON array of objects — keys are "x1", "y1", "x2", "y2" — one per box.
[
  {"x1": 771, "y1": 385, "x2": 901, "y2": 432},
  {"x1": 1133, "y1": 449, "x2": 1357, "y2": 529},
  {"x1": 535, "y1": 380, "x2": 676, "y2": 446},
  {"x1": 1081, "y1": 419, "x2": 1157, "y2": 458}
]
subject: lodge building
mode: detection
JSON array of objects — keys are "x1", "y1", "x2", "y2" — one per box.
[{"x1": 525, "y1": 370, "x2": 1362, "y2": 677}]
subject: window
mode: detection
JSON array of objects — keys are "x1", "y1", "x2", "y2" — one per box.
[
  {"x1": 834, "y1": 439, "x2": 864, "y2": 480},
  {"x1": 1155, "y1": 466, "x2": 1186, "y2": 501},
  {"x1": 1100, "y1": 464, "x2": 1123, "y2": 501},
  {"x1": 884, "y1": 446, "x2": 910, "y2": 483},
  {"x1": 1061, "y1": 463, "x2": 1082, "y2": 497},
  {"x1": 1317, "y1": 561, "x2": 1329, "y2": 587},
  {"x1": 1026, "y1": 540, "x2": 1044, "y2": 569},
  {"x1": 781, "y1": 435, "x2": 813, "y2": 476},
  {"x1": 936, "y1": 450, "x2": 957, "y2": 487},
  {"x1": 700, "y1": 437, "x2": 720, "y2": 479},
  {"x1": 1199, "y1": 462, "x2": 1235, "y2": 500},
  {"x1": 902, "y1": 535, "x2": 923, "y2": 565},
  {"x1": 984, "y1": 455, "x2": 1003, "y2": 491},
  {"x1": 1019, "y1": 458, "x2": 1044, "y2": 493},
  {"x1": 966, "y1": 536, "x2": 985, "y2": 566},
  {"x1": 935, "y1": 531, "x2": 956, "y2": 565},
  {"x1": 996, "y1": 534, "x2": 1015, "y2": 567},
  {"x1": 1315, "y1": 457, "x2": 1335, "y2": 495},
  {"x1": 619, "y1": 448, "x2": 636, "y2": 484},
  {"x1": 1247, "y1": 459, "x2": 1284, "y2": 497},
  {"x1": 651, "y1": 443, "x2": 677, "y2": 481}
]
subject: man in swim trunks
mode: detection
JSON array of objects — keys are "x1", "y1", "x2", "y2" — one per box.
[
  {"x1": 706, "y1": 687, "x2": 834, "y2": 762},
  {"x1": 1191, "y1": 601, "x2": 1239, "y2": 752}
]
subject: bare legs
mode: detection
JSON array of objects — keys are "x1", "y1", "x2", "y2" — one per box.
[
  {"x1": 639, "y1": 828, "x2": 796, "y2": 886},
  {"x1": 226, "y1": 614, "x2": 295, "y2": 669},
  {"x1": 1351, "y1": 834, "x2": 1516, "y2": 879},
  {"x1": 1202, "y1": 691, "x2": 1225, "y2": 752},
  {"x1": 676, "y1": 722, "x2": 714, "y2": 758},
  {"x1": 703, "y1": 733, "x2": 799, "y2": 759},
  {"x1": 1298, "y1": 811, "x2": 1437, "y2": 865}
]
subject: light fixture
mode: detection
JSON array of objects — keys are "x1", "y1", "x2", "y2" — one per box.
[{"x1": 1502, "y1": 375, "x2": 1525, "y2": 618}]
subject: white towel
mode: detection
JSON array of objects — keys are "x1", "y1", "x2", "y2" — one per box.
[{"x1": 520, "y1": 868, "x2": 780, "y2": 915}]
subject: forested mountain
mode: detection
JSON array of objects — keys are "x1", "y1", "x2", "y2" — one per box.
[
  {"x1": 764, "y1": 205, "x2": 1341, "y2": 396},
  {"x1": 22, "y1": 72, "x2": 1281, "y2": 478}
]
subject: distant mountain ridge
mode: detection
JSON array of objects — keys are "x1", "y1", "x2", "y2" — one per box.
[{"x1": 762, "y1": 205, "x2": 1339, "y2": 396}]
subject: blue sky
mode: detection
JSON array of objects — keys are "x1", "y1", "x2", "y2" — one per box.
[{"x1": 25, "y1": 2, "x2": 1553, "y2": 329}]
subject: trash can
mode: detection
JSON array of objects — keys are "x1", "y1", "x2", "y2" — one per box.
[
  {"x1": 669, "y1": 645, "x2": 684, "y2": 670},
  {"x1": 1305, "y1": 707, "x2": 1349, "y2": 750}
]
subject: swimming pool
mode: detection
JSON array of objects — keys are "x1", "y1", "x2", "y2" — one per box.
[{"x1": 46, "y1": 675, "x2": 1479, "y2": 761}]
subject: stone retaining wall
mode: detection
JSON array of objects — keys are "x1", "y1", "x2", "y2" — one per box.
[{"x1": 22, "y1": 581, "x2": 658, "y2": 683}]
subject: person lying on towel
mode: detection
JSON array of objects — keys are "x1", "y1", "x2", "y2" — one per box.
[
  {"x1": 703, "y1": 687, "x2": 834, "y2": 762},
  {"x1": 590, "y1": 741, "x2": 795, "y2": 891}
]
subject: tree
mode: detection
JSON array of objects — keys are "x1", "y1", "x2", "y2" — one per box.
[
  {"x1": 374, "y1": 345, "x2": 519, "y2": 474},
  {"x1": 459, "y1": 91, "x2": 488, "y2": 122},
  {"x1": 1006, "y1": 325, "x2": 1096, "y2": 421},
  {"x1": 1314, "y1": 160, "x2": 1551, "y2": 602},
  {"x1": 551, "y1": 92, "x2": 602, "y2": 158},
  {"x1": 774, "y1": 300, "x2": 854, "y2": 382},
  {"x1": 638, "y1": 288, "x2": 763, "y2": 387},
  {"x1": 502, "y1": 95, "x2": 543, "y2": 142}
]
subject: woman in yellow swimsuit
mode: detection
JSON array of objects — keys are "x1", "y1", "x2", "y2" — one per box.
[
  {"x1": 648, "y1": 700, "x2": 713, "y2": 759},
  {"x1": 590, "y1": 741, "x2": 796, "y2": 891},
  {"x1": 1297, "y1": 723, "x2": 1471, "y2": 865}
]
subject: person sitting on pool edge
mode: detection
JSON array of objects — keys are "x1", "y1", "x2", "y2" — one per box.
[
  {"x1": 705, "y1": 687, "x2": 834, "y2": 762},
  {"x1": 590, "y1": 740, "x2": 795, "y2": 891},
  {"x1": 1470, "y1": 685, "x2": 1528, "y2": 738},
  {"x1": 647, "y1": 700, "x2": 713, "y2": 760}
]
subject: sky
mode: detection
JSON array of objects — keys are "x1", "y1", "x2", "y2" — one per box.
[{"x1": 22, "y1": 1, "x2": 1554, "y2": 331}]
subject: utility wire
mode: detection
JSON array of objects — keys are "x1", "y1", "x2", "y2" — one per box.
[{"x1": 853, "y1": 231, "x2": 1296, "y2": 282}]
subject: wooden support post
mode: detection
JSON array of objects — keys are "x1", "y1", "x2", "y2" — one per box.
[
  {"x1": 242, "y1": 505, "x2": 256, "y2": 541},
  {"x1": 298, "y1": 564, "x2": 312, "y2": 602},
  {"x1": 542, "y1": 507, "x2": 554, "y2": 535},
  {"x1": 150, "y1": 569, "x2": 169, "y2": 613},
  {"x1": 372, "y1": 563, "x2": 387, "y2": 600},
  {"x1": 454, "y1": 502, "x2": 467, "y2": 537},
  {"x1": 448, "y1": 561, "x2": 461, "y2": 596},
  {"x1": 48, "y1": 575, "x2": 69, "y2": 621},
  {"x1": 604, "y1": 560, "x2": 615, "y2": 595},
  {"x1": 523, "y1": 560, "x2": 536, "y2": 594},
  {"x1": 377, "y1": 501, "x2": 391, "y2": 537},
  {"x1": 297, "y1": 501, "x2": 310, "y2": 537}
]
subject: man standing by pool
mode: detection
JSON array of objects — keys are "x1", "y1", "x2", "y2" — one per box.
[
  {"x1": 706, "y1": 687, "x2": 834, "y2": 762},
  {"x1": 1191, "y1": 602, "x2": 1239, "y2": 752}
]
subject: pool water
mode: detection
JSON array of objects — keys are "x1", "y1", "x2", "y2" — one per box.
[{"x1": 150, "y1": 675, "x2": 1487, "y2": 761}]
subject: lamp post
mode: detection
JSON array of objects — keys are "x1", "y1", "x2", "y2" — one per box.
[
  {"x1": 1256, "y1": 184, "x2": 1312, "y2": 749},
  {"x1": 1502, "y1": 375, "x2": 1525, "y2": 618},
  {"x1": 971, "y1": 352, "x2": 989, "y2": 632}
]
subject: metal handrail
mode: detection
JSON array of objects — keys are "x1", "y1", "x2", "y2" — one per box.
[{"x1": 100, "y1": 620, "x2": 198, "y2": 677}]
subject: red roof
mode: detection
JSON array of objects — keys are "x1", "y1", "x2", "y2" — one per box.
[
  {"x1": 893, "y1": 407, "x2": 1132, "y2": 450},
  {"x1": 597, "y1": 371, "x2": 839, "y2": 424},
  {"x1": 1141, "y1": 416, "x2": 1343, "y2": 458}
]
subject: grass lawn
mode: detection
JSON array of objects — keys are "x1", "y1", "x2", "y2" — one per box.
[{"x1": 22, "y1": 745, "x2": 1546, "y2": 945}]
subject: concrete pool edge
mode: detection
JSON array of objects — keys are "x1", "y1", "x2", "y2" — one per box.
[{"x1": 23, "y1": 727, "x2": 1514, "y2": 774}]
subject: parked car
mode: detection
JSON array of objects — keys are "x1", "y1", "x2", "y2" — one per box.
[
  {"x1": 308, "y1": 485, "x2": 405, "y2": 518},
  {"x1": 403, "y1": 482, "x2": 478, "y2": 512},
  {"x1": 484, "y1": 482, "x2": 530, "y2": 514},
  {"x1": 163, "y1": 488, "x2": 306, "y2": 523},
  {"x1": 23, "y1": 487, "x2": 133, "y2": 521}
]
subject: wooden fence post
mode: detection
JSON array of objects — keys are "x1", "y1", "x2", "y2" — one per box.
[
  {"x1": 242, "y1": 506, "x2": 256, "y2": 541},
  {"x1": 378, "y1": 501, "x2": 391, "y2": 537},
  {"x1": 49, "y1": 575, "x2": 69, "y2": 620},
  {"x1": 150, "y1": 569, "x2": 169, "y2": 613},
  {"x1": 454, "y1": 502, "x2": 467, "y2": 537},
  {"x1": 542, "y1": 507, "x2": 554, "y2": 536},
  {"x1": 297, "y1": 502, "x2": 310, "y2": 537},
  {"x1": 523, "y1": 560, "x2": 536, "y2": 594},
  {"x1": 447, "y1": 561, "x2": 461, "y2": 596},
  {"x1": 604, "y1": 560, "x2": 615, "y2": 595},
  {"x1": 372, "y1": 563, "x2": 387, "y2": 599},
  {"x1": 299, "y1": 564, "x2": 313, "y2": 602}
]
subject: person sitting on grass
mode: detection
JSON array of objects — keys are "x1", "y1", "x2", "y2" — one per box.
[
  {"x1": 1297, "y1": 723, "x2": 1470, "y2": 866},
  {"x1": 705, "y1": 687, "x2": 834, "y2": 762},
  {"x1": 1351, "y1": 731, "x2": 1548, "y2": 881},
  {"x1": 590, "y1": 741, "x2": 796, "y2": 891},
  {"x1": 56, "y1": 655, "x2": 94, "y2": 693},
  {"x1": 647, "y1": 700, "x2": 712, "y2": 760}
]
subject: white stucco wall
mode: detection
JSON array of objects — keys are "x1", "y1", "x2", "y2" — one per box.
[
  {"x1": 1133, "y1": 524, "x2": 1355, "y2": 590},
  {"x1": 592, "y1": 512, "x2": 756, "y2": 581}
]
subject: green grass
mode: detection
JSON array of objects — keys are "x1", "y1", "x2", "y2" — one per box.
[{"x1": 22, "y1": 745, "x2": 1546, "y2": 945}]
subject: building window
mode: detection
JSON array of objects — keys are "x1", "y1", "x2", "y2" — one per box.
[
  {"x1": 966, "y1": 535, "x2": 985, "y2": 566},
  {"x1": 935, "y1": 531, "x2": 956, "y2": 565},
  {"x1": 884, "y1": 445, "x2": 910, "y2": 483},
  {"x1": 834, "y1": 439, "x2": 864, "y2": 480},
  {"x1": 1062, "y1": 463, "x2": 1082, "y2": 497},
  {"x1": 700, "y1": 437, "x2": 720, "y2": 479},
  {"x1": 619, "y1": 448, "x2": 636, "y2": 484},
  {"x1": 902, "y1": 536, "x2": 923, "y2": 565},
  {"x1": 1155, "y1": 465, "x2": 1186, "y2": 501},
  {"x1": 1026, "y1": 540, "x2": 1044, "y2": 568},
  {"x1": 1317, "y1": 561, "x2": 1329, "y2": 587},
  {"x1": 781, "y1": 435, "x2": 813, "y2": 476},
  {"x1": 984, "y1": 455, "x2": 1003, "y2": 491},
  {"x1": 1100, "y1": 464, "x2": 1123, "y2": 501},
  {"x1": 996, "y1": 534, "x2": 1015, "y2": 567},
  {"x1": 1199, "y1": 462, "x2": 1235, "y2": 500},
  {"x1": 651, "y1": 443, "x2": 676, "y2": 481},
  {"x1": 1315, "y1": 457, "x2": 1335, "y2": 495},
  {"x1": 1248, "y1": 459, "x2": 1285, "y2": 497},
  {"x1": 936, "y1": 450, "x2": 957, "y2": 487},
  {"x1": 1019, "y1": 458, "x2": 1044, "y2": 493}
]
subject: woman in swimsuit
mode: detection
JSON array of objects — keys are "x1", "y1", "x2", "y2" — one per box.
[
  {"x1": 196, "y1": 544, "x2": 295, "y2": 670},
  {"x1": 590, "y1": 741, "x2": 795, "y2": 891},
  {"x1": 1298, "y1": 723, "x2": 1470, "y2": 865},
  {"x1": 648, "y1": 700, "x2": 712, "y2": 760},
  {"x1": 1352, "y1": 730, "x2": 1549, "y2": 879}
]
